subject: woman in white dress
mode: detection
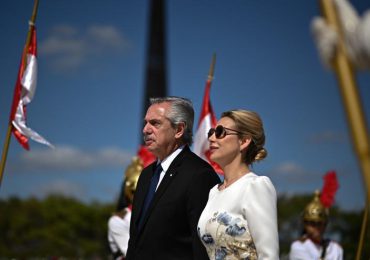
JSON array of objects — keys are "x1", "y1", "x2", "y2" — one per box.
[{"x1": 197, "y1": 109, "x2": 279, "y2": 260}]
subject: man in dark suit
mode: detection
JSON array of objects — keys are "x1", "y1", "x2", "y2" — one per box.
[{"x1": 126, "y1": 96, "x2": 220, "y2": 260}]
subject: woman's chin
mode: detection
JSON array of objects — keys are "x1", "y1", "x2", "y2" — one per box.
[{"x1": 209, "y1": 154, "x2": 220, "y2": 164}]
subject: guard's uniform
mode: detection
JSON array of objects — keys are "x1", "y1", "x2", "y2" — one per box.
[
  {"x1": 108, "y1": 208, "x2": 131, "y2": 259},
  {"x1": 289, "y1": 238, "x2": 343, "y2": 260}
]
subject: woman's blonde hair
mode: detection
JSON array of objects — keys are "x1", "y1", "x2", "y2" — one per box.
[{"x1": 221, "y1": 109, "x2": 267, "y2": 165}]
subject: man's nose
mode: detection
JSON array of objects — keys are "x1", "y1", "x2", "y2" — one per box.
[{"x1": 143, "y1": 123, "x2": 151, "y2": 134}]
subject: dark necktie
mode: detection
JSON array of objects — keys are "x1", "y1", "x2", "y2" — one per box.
[{"x1": 138, "y1": 163, "x2": 163, "y2": 230}]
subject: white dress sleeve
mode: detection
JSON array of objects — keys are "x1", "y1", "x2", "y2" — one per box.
[{"x1": 243, "y1": 176, "x2": 279, "y2": 259}]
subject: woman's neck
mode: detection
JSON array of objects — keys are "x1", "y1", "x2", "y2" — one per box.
[{"x1": 221, "y1": 162, "x2": 250, "y2": 189}]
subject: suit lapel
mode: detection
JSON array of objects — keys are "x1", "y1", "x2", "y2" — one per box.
[
  {"x1": 151, "y1": 146, "x2": 189, "y2": 204},
  {"x1": 133, "y1": 162, "x2": 157, "y2": 230},
  {"x1": 137, "y1": 146, "x2": 189, "y2": 232}
]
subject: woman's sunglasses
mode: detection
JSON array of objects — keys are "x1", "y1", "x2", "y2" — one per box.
[{"x1": 207, "y1": 125, "x2": 248, "y2": 139}]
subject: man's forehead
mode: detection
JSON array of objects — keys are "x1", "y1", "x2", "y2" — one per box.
[{"x1": 145, "y1": 103, "x2": 169, "y2": 119}]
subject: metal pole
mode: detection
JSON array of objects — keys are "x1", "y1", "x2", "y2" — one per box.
[{"x1": 318, "y1": 0, "x2": 370, "y2": 258}]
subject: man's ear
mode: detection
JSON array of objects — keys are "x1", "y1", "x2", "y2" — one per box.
[
  {"x1": 240, "y1": 136, "x2": 252, "y2": 151},
  {"x1": 175, "y1": 122, "x2": 185, "y2": 139}
]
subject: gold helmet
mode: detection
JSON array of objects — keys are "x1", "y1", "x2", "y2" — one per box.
[
  {"x1": 124, "y1": 156, "x2": 143, "y2": 204},
  {"x1": 303, "y1": 190, "x2": 329, "y2": 223}
]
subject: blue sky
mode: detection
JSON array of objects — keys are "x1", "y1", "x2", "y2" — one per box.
[{"x1": 0, "y1": 0, "x2": 369, "y2": 210}]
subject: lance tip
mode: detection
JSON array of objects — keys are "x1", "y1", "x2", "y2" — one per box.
[{"x1": 208, "y1": 53, "x2": 216, "y2": 80}]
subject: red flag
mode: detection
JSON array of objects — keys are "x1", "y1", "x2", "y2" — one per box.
[
  {"x1": 137, "y1": 145, "x2": 156, "y2": 167},
  {"x1": 193, "y1": 69, "x2": 223, "y2": 174},
  {"x1": 9, "y1": 26, "x2": 53, "y2": 150}
]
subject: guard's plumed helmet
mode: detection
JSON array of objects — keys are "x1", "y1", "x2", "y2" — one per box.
[
  {"x1": 124, "y1": 157, "x2": 143, "y2": 204},
  {"x1": 303, "y1": 190, "x2": 328, "y2": 223},
  {"x1": 303, "y1": 171, "x2": 339, "y2": 224}
]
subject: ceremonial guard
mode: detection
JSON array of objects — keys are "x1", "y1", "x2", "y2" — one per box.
[
  {"x1": 289, "y1": 172, "x2": 343, "y2": 260},
  {"x1": 108, "y1": 148, "x2": 155, "y2": 260}
]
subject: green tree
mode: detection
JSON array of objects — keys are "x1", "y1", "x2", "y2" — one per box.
[
  {"x1": 0, "y1": 195, "x2": 114, "y2": 258},
  {"x1": 0, "y1": 194, "x2": 368, "y2": 258}
]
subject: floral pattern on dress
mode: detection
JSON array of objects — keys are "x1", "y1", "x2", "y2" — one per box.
[
  {"x1": 226, "y1": 224, "x2": 246, "y2": 236},
  {"x1": 217, "y1": 212, "x2": 232, "y2": 225},
  {"x1": 199, "y1": 211, "x2": 257, "y2": 260},
  {"x1": 215, "y1": 246, "x2": 228, "y2": 260},
  {"x1": 202, "y1": 233, "x2": 215, "y2": 244}
]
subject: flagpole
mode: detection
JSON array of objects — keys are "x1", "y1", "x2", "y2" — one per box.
[
  {"x1": 0, "y1": 0, "x2": 39, "y2": 188},
  {"x1": 208, "y1": 53, "x2": 216, "y2": 82},
  {"x1": 318, "y1": 0, "x2": 370, "y2": 259}
]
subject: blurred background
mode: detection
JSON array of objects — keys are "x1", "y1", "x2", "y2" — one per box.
[{"x1": 0, "y1": 0, "x2": 369, "y2": 258}]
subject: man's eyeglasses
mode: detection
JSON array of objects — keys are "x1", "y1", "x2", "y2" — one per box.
[{"x1": 207, "y1": 125, "x2": 248, "y2": 139}]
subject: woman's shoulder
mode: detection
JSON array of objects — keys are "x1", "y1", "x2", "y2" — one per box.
[
  {"x1": 244, "y1": 172, "x2": 274, "y2": 186},
  {"x1": 241, "y1": 173, "x2": 277, "y2": 198}
]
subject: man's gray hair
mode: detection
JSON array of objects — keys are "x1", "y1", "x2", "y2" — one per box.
[{"x1": 150, "y1": 96, "x2": 194, "y2": 145}]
